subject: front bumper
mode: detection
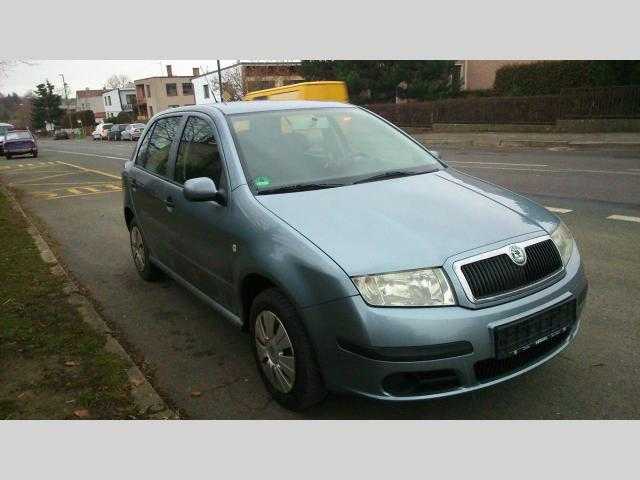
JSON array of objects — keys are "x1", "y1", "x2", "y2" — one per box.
[
  {"x1": 301, "y1": 245, "x2": 587, "y2": 401},
  {"x1": 4, "y1": 147, "x2": 36, "y2": 155}
]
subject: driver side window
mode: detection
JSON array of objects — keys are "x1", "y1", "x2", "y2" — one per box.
[
  {"x1": 136, "y1": 116, "x2": 180, "y2": 178},
  {"x1": 174, "y1": 116, "x2": 223, "y2": 186}
]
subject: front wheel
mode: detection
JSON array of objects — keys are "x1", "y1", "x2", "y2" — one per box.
[
  {"x1": 129, "y1": 219, "x2": 161, "y2": 281},
  {"x1": 250, "y1": 288, "x2": 327, "y2": 411}
]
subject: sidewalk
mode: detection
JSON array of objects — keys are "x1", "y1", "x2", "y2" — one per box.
[{"x1": 413, "y1": 132, "x2": 640, "y2": 150}]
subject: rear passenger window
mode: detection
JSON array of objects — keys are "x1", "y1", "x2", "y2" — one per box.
[
  {"x1": 174, "y1": 116, "x2": 223, "y2": 186},
  {"x1": 138, "y1": 116, "x2": 180, "y2": 177}
]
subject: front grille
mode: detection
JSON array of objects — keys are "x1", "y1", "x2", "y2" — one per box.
[
  {"x1": 7, "y1": 141, "x2": 33, "y2": 149},
  {"x1": 460, "y1": 239, "x2": 562, "y2": 301},
  {"x1": 474, "y1": 300, "x2": 576, "y2": 382}
]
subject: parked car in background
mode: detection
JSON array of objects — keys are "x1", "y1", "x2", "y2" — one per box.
[
  {"x1": 121, "y1": 123, "x2": 146, "y2": 141},
  {"x1": 3, "y1": 129, "x2": 38, "y2": 159},
  {"x1": 92, "y1": 123, "x2": 113, "y2": 140},
  {"x1": 0, "y1": 122, "x2": 15, "y2": 156},
  {"x1": 122, "y1": 102, "x2": 587, "y2": 410},
  {"x1": 53, "y1": 129, "x2": 70, "y2": 140},
  {"x1": 108, "y1": 124, "x2": 128, "y2": 141}
]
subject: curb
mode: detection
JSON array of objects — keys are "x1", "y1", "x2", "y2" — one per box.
[
  {"x1": 414, "y1": 135, "x2": 640, "y2": 150},
  {"x1": 0, "y1": 184, "x2": 178, "y2": 420}
]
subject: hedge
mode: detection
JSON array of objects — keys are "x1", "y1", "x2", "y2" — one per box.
[
  {"x1": 366, "y1": 85, "x2": 640, "y2": 126},
  {"x1": 494, "y1": 61, "x2": 640, "y2": 96}
]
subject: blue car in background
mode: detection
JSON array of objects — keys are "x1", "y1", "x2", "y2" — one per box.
[
  {"x1": 2, "y1": 129, "x2": 37, "y2": 159},
  {"x1": 122, "y1": 101, "x2": 588, "y2": 411}
]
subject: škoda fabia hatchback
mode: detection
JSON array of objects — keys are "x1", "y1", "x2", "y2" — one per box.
[{"x1": 122, "y1": 101, "x2": 587, "y2": 410}]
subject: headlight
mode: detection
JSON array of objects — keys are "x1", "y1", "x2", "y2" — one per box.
[
  {"x1": 550, "y1": 221, "x2": 574, "y2": 266},
  {"x1": 352, "y1": 268, "x2": 456, "y2": 307}
]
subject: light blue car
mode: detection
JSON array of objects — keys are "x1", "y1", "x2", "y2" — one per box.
[{"x1": 122, "y1": 101, "x2": 588, "y2": 410}]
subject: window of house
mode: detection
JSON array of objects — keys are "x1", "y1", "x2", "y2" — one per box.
[
  {"x1": 146, "y1": 85, "x2": 151, "y2": 98},
  {"x1": 166, "y1": 83, "x2": 177, "y2": 96},
  {"x1": 182, "y1": 83, "x2": 193, "y2": 95},
  {"x1": 138, "y1": 116, "x2": 180, "y2": 177},
  {"x1": 203, "y1": 84, "x2": 210, "y2": 99},
  {"x1": 174, "y1": 116, "x2": 222, "y2": 186}
]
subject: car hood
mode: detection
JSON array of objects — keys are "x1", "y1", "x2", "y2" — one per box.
[{"x1": 256, "y1": 169, "x2": 559, "y2": 276}]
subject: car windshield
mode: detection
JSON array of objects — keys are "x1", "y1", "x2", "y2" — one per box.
[
  {"x1": 6, "y1": 131, "x2": 32, "y2": 141},
  {"x1": 227, "y1": 107, "x2": 442, "y2": 193},
  {"x1": 0, "y1": 125, "x2": 12, "y2": 136}
]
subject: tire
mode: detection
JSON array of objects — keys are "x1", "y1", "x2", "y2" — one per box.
[
  {"x1": 250, "y1": 288, "x2": 327, "y2": 411},
  {"x1": 129, "y1": 219, "x2": 161, "y2": 281},
  {"x1": 5, "y1": 153, "x2": 11, "y2": 159},
  {"x1": 32, "y1": 150, "x2": 38, "y2": 158}
]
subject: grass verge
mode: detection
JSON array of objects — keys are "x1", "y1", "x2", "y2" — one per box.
[{"x1": 0, "y1": 189, "x2": 140, "y2": 419}]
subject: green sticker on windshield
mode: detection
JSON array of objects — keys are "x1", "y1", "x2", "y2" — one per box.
[{"x1": 254, "y1": 176, "x2": 271, "y2": 188}]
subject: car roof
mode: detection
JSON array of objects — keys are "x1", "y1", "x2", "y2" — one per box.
[
  {"x1": 165, "y1": 100, "x2": 353, "y2": 116},
  {"x1": 7, "y1": 129, "x2": 32, "y2": 135}
]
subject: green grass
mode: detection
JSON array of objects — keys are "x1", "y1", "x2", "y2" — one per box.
[{"x1": 0, "y1": 190, "x2": 140, "y2": 419}]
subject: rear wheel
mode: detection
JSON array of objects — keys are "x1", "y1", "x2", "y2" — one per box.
[
  {"x1": 32, "y1": 150, "x2": 38, "y2": 158},
  {"x1": 129, "y1": 219, "x2": 161, "y2": 281},
  {"x1": 250, "y1": 288, "x2": 327, "y2": 411},
  {"x1": 5, "y1": 153, "x2": 11, "y2": 159}
]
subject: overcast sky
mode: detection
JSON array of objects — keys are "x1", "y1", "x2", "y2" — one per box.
[{"x1": 0, "y1": 60, "x2": 237, "y2": 96}]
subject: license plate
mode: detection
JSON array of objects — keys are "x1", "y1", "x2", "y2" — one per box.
[{"x1": 494, "y1": 300, "x2": 576, "y2": 359}]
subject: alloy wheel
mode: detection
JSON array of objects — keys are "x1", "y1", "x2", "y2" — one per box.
[
  {"x1": 254, "y1": 310, "x2": 296, "y2": 393},
  {"x1": 130, "y1": 226, "x2": 146, "y2": 272}
]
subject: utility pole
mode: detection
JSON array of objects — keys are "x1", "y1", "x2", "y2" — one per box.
[
  {"x1": 59, "y1": 73, "x2": 72, "y2": 129},
  {"x1": 217, "y1": 60, "x2": 223, "y2": 102}
]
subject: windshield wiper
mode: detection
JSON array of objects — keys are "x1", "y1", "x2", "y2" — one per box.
[
  {"x1": 257, "y1": 183, "x2": 345, "y2": 195},
  {"x1": 352, "y1": 168, "x2": 435, "y2": 185}
]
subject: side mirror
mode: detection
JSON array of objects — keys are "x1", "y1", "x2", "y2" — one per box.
[{"x1": 183, "y1": 177, "x2": 225, "y2": 204}]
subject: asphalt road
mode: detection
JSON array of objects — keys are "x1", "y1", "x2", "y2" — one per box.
[{"x1": 1, "y1": 138, "x2": 639, "y2": 419}]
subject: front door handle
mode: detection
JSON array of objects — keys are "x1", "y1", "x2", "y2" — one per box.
[{"x1": 165, "y1": 196, "x2": 175, "y2": 211}]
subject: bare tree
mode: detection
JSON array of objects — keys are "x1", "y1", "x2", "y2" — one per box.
[
  {"x1": 204, "y1": 65, "x2": 245, "y2": 101},
  {"x1": 104, "y1": 74, "x2": 132, "y2": 90},
  {"x1": 13, "y1": 96, "x2": 33, "y2": 130}
]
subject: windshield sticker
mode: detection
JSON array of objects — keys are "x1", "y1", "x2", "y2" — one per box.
[{"x1": 254, "y1": 176, "x2": 272, "y2": 188}]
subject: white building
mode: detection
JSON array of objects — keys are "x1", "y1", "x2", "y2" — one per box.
[
  {"x1": 102, "y1": 88, "x2": 136, "y2": 119},
  {"x1": 192, "y1": 61, "x2": 303, "y2": 105}
]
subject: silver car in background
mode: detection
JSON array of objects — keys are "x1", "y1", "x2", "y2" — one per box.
[{"x1": 121, "y1": 123, "x2": 146, "y2": 141}]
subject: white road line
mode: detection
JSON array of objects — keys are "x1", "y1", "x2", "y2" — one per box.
[
  {"x1": 607, "y1": 215, "x2": 640, "y2": 223},
  {"x1": 55, "y1": 161, "x2": 121, "y2": 180},
  {"x1": 545, "y1": 207, "x2": 573, "y2": 214},
  {"x1": 41, "y1": 149, "x2": 128, "y2": 161},
  {"x1": 450, "y1": 161, "x2": 549, "y2": 167}
]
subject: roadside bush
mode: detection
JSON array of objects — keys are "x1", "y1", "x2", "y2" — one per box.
[{"x1": 494, "y1": 61, "x2": 640, "y2": 96}]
